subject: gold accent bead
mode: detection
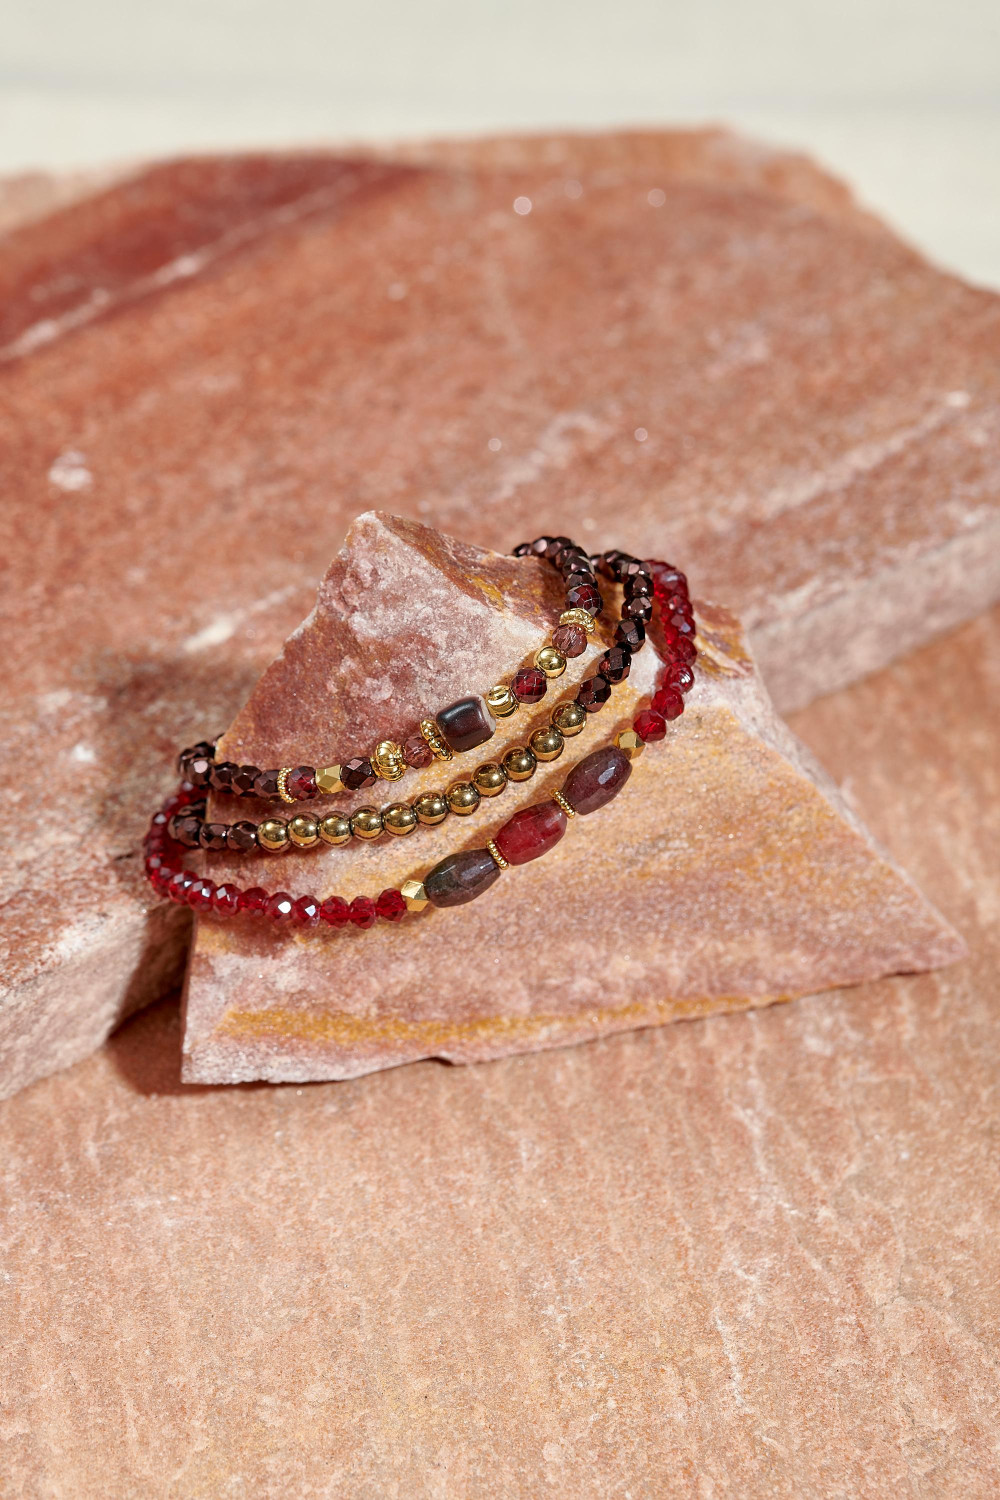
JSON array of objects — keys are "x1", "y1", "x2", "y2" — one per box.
[
  {"x1": 486, "y1": 684, "x2": 518, "y2": 718},
  {"x1": 413, "y1": 791, "x2": 449, "y2": 825},
  {"x1": 559, "y1": 607, "x2": 597, "y2": 634},
  {"x1": 552, "y1": 700, "x2": 587, "y2": 737},
  {"x1": 419, "y1": 718, "x2": 453, "y2": 762},
  {"x1": 276, "y1": 768, "x2": 296, "y2": 805},
  {"x1": 287, "y1": 814, "x2": 319, "y2": 848},
  {"x1": 316, "y1": 764, "x2": 345, "y2": 795},
  {"x1": 256, "y1": 817, "x2": 290, "y2": 853},
  {"x1": 616, "y1": 729, "x2": 646, "y2": 760},
  {"x1": 534, "y1": 645, "x2": 567, "y2": 679},
  {"x1": 486, "y1": 840, "x2": 509, "y2": 870},
  {"x1": 383, "y1": 802, "x2": 417, "y2": 836},
  {"x1": 318, "y1": 813, "x2": 351, "y2": 845},
  {"x1": 502, "y1": 745, "x2": 537, "y2": 782},
  {"x1": 551, "y1": 789, "x2": 576, "y2": 818},
  {"x1": 473, "y1": 761, "x2": 508, "y2": 797},
  {"x1": 372, "y1": 739, "x2": 405, "y2": 781},
  {"x1": 350, "y1": 806, "x2": 383, "y2": 840},
  {"x1": 447, "y1": 780, "x2": 481, "y2": 816},
  {"x1": 530, "y1": 725, "x2": 565, "y2": 762},
  {"x1": 401, "y1": 878, "x2": 429, "y2": 912}
]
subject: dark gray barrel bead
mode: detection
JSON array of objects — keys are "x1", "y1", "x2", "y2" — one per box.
[{"x1": 424, "y1": 848, "x2": 502, "y2": 907}]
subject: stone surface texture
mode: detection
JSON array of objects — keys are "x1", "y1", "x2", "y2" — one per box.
[
  {"x1": 0, "y1": 602, "x2": 996, "y2": 1498},
  {"x1": 3, "y1": 126, "x2": 999, "y2": 1099},
  {"x1": 183, "y1": 512, "x2": 962, "y2": 1084}
]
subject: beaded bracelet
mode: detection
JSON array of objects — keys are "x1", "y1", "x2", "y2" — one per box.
[{"x1": 143, "y1": 552, "x2": 697, "y2": 930}]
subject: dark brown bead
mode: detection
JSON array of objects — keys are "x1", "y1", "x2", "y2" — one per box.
[
  {"x1": 544, "y1": 535, "x2": 574, "y2": 559},
  {"x1": 576, "y1": 675, "x2": 612, "y2": 712},
  {"x1": 621, "y1": 558, "x2": 651, "y2": 583},
  {"x1": 170, "y1": 812, "x2": 203, "y2": 848},
  {"x1": 563, "y1": 570, "x2": 597, "y2": 593},
  {"x1": 562, "y1": 744, "x2": 633, "y2": 815},
  {"x1": 435, "y1": 694, "x2": 496, "y2": 753},
  {"x1": 614, "y1": 618, "x2": 645, "y2": 652},
  {"x1": 341, "y1": 756, "x2": 376, "y2": 791},
  {"x1": 623, "y1": 573, "x2": 653, "y2": 599},
  {"x1": 187, "y1": 755, "x2": 213, "y2": 789},
  {"x1": 623, "y1": 596, "x2": 653, "y2": 622},
  {"x1": 231, "y1": 764, "x2": 260, "y2": 795},
  {"x1": 210, "y1": 761, "x2": 239, "y2": 792},
  {"x1": 565, "y1": 582, "x2": 603, "y2": 616},
  {"x1": 597, "y1": 646, "x2": 631, "y2": 683},
  {"x1": 226, "y1": 821, "x2": 259, "y2": 854},
  {"x1": 424, "y1": 848, "x2": 502, "y2": 908},
  {"x1": 552, "y1": 623, "x2": 588, "y2": 658},
  {"x1": 198, "y1": 822, "x2": 229, "y2": 852},
  {"x1": 253, "y1": 768, "x2": 281, "y2": 798}
]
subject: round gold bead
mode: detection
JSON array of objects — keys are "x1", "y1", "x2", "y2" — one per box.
[
  {"x1": 552, "y1": 700, "x2": 587, "y2": 737},
  {"x1": 447, "y1": 780, "x2": 481, "y2": 816},
  {"x1": 400, "y1": 878, "x2": 429, "y2": 912},
  {"x1": 350, "y1": 806, "x2": 384, "y2": 840},
  {"x1": 502, "y1": 745, "x2": 537, "y2": 782},
  {"x1": 287, "y1": 814, "x2": 320, "y2": 848},
  {"x1": 372, "y1": 740, "x2": 405, "y2": 781},
  {"x1": 317, "y1": 813, "x2": 351, "y2": 846},
  {"x1": 413, "y1": 791, "x2": 449, "y2": 826},
  {"x1": 473, "y1": 761, "x2": 508, "y2": 797},
  {"x1": 256, "y1": 817, "x2": 290, "y2": 853},
  {"x1": 486, "y1": 684, "x2": 518, "y2": 718},
  {"x1": 534, "y1": 645, "x2": 567, "y2": 679},
  {"x1": 419, "y1": 718, "x2": 453, "y2": 762},
  {"x1": 558, "y1": 607, "x2": 597, "y2": 634},
  {"x1": 382, "y1": 802, "x2": 418, "y2": 837},
  {"x1": 316, "y1": 764, "x2": 345, "y2": 796},
  {"x1": 530, "y1": 725, "x2": 565, "y2": 762},
  {"x1": 616, "y1": 729, "x2": 646, "y2": 760}
]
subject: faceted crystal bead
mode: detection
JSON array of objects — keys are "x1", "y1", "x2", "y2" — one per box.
[
  {"x1": 349, "y1": 895, "x2": 376, "y2": 928},
  {"x1": 341, "y1": 757, "x2": 376, "y2": 791},
  {"x1": 651, "y1": 685, "x2": 685, "y2": 720},
  {"x1": 674, "y1": 637, "x2": 698, "y2": 664},
  {"x1": 265, "y1": 892, "x2": 295, "y2": 922},
  {"x1": 187, "y1": 755, "x2": 213, "y2": 789},
  {"x1": 623, "y1": 596, "x2": 653, "y2": 622},
  {"x1": 511, "y1": 666, "x2": 547, "y2": 704},
  {"x1": 614, "y1": 618, "x2": 645, "y2": 652},
  {"x1": 436, "y1": 694, "x2": 496, "y2": 753},
  {"x1": 212, "y1": 883, "x2": 242, "y2": 917},
  {"x1": 551, "y1": 622, "x2": 588, "y2": 658},
  {"x1": 562, "y1": 744, "x2": 633, "y2": 815},
  {"x1": 167, "y1": 870, "x2": 195, "y2": 904},
  {"x1": 231, "y1": 764, "x2": 260, "y2": 795},
  {"x1": 237, "y1": 886, "x2": 269, "y2": 916},
  {"x1": 376, "y1": 888, "x2": 406, "y2": 922},
  {"x1": 292, "y1": 895, "x2": 320, "y2": 927},
  {"x1": 597, "y1": 646, "x2": 631, "y2": 683},
  {"x1": 424, "y1": 848, "x2": 502, "y2": 908},
  {"x1": 170, "y1": 813, "x2": 203, "y2": 848},
  {"x1": 403, "y1": 733, "x2": 434, "y2": 769},
  {"x1": 320, "y1": 895, "x2": 351, "y2": 928},
  {"x1": 187, "y1": 878, "x2": 216, "y2": 913},
  {"x1": 225, "y1": 821, "x2": 258, "y2": 854},
  {"x1": 198, "y1": 822, "x2": 229, "y2": 852},
  {"x1": 668, "y1": 663, "x2": 695, "y2": 694},
  {"x1": 565, "y1": 582, "x2": 602, "y2": 616},
  {"x1": 633, "y1": 708, "x2": 667, "y2": 742},
  {"x1": 253, "y1": 768, "x2": 281, "y2": 798},
  {"x1": 493, "y1": 801, "x2": 567, "y2": 866},
  {"x1": 210, "y1": 761, "x2": 239, "y2": 792},
  {"x1": 287, "y1": 766, "x2": 319, "y2": 800},
  {"x1": 576, "y1": 675, "x2": 612, "y2": 713}
]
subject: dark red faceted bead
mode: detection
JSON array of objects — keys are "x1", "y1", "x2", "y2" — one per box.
[
  {"x1": 528, "y1": 535, "x2": 555, "y2": 556},
  {"x1": 545, "y1": 535, "x2": 574, "y2": 559},
  {"x1": 623, "y1": 596, "x2": 653, "y2": 622},
  {"x1": 673, "y1": 637, "x2": 698, "y2": 664},
  {"x1": 198, "y1": 822, "x2": 229, "y2": 852},
  {"x1": 577, "y1": 675, "x2": 612, "y2": 712},
  {"x1": 424, "y1": 848, "x2": 501, "y2": 908},
  {"x1": 341, "y1": 757, "x2": 376, "y2": 791},
  {"x1": 187, "y1": 878, "x2": 217, "y2": 913},
  {"x1": 597, "y1": 646, "x2": 631, "y2": 683},
  {"x1": 403, "y1": 733, "x2": 433, "y2": 769},
  {"x1": 349, "y1": 895, "x2": 376, "y2": 929},
  {"x1": 213, "y1": 883, "x2": 242, "y2": 917},
  {"x1": 266, "y1": 891, "x2": 295, "y2": 922},
  {"x1": 565, "y1": 582, "x2": 602, "y2": 616},
  {"x1": 287, "y1": 765, "x2": 318, "y2": 800},
  {"x1": 231, "y1": 764, "x2": 260, "y2": 796},
  {"x1": 167, "y1": 870, "x2": 195, "y2": 904},
  {"x1": 621, "y1": 557, "x2": 651, "y2": 582},
  {"x1": 552, "y1": 622, "x2": 588, "y2": 658},
  {"x1": 494, "y1": 800, "x2": 567, "y2": 866},
  {"x1": 669, "y1": 612, "x2": 696, "y2": 636},
  {"x1": 614, "y1": 618, "x2": 645, "y2": 652},
  {"x1": 647, "y1": 560, "x2": 686, "y2": 592},
  {"x1": 253, "y1": 768, "x2": 281, "y2": 798},
  {"x1": 623, "y1": 573, "x2": 653, "y2": 599},
  {"x1": 598, "y1": 549, "x2": 629, "y2": 580},
  {"x1": 292, "y1": 895, "x2": 320, "y2": 927},
  {"x1": 150, "y1": 864, "x2": 176, "y2": 897},
  {"x1": 320, "y1": 895, "x2": 351, "y2": 928},
  {"x1": 634, "y1": 708, "x2": 667, "y2": 741},
  {"x1": 651, "y1": 686, "x2": 685, "y2": 721},
  {"x1": 376, "y1": 888, "x2": 406, "y2": 922},
  {"x1": 556, "y1": 546, "x2": 589, "y2": 573},
  {"x1": 668, "y1": 663, "x2": 696, "y2": 693},
  {"x1": 664, "y1": 592, "x2": 690, "y2": 614},
  {"x1": 210, "y1": 761, "x2": 239, "y2": 792},
  {"x1": 226, "y1": 821, "x2": 258, "y2": 854},
  {"x1": 238, "y1": 886, "x2": 269, "y2": 916},
  {"x1": 512, "y1": 666, "x2": 547, "y2": 704},
  {"x1": 659, "y1": 623, "x2": 680, "y2": 650},
  {"x1": 561, "y1": 744, "x2": 632, "y2": 815},
  {"x1": 564, "y1": 570, "x2": 597, "y2": 593},
  {"x1": 170, "y1": 812, "x2": 203, "y2": 848}
]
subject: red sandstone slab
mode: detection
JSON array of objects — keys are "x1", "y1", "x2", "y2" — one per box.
[{"x1": 2, "y1": 128, "x2": 998, "y2": 1099}]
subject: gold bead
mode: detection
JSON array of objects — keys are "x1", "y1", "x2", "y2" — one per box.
[
  {"x1": 559, "y1": 607, "x2": 597, "y2": 634},
  {"x1": 413, "y1": 791, "x2": 449, "y2": 825},
  {"x1": 486, "y1": 840, "x2": 509, "y2": 870},
  {"x1": 419, "y1": 718, "x2": 453, "y2": 762},
  {"x1": 383, "y1": 802, "x2": 417, "y2": 836},
  {"x1": 316, "y1": 764, "x2": 345, "y2": 795},
  {"x1": 287, "y1": 814, "x2": 319, "y2": 848},
  {"x1": 447, "y1": 780, "x2": 481, "y2": 816},
  {"x1": 276, "y1": 768, "x2": 296, "y2": 805},
  {"x1": 552, "y1": 700, "x2": 587, "y2": 737},
  {"x1": 256, "y1": 817, "x2": 289, "y2": 853},
  {"x1": 486, "y1": 684, "x2": 518, "y2": 718},
  {"x1": 318, "y1": 813, "x2": 351, "y2": 845},
  {"x1": 372, "y1": 740, "x2": 405, "y2": 781},
  {"x1": 616, "y1": 729, "x2": 646, "y2": 760},
  {"x1": 400, "y1": 878, "x2": 429, "y2": 912},
  {"x1": 473, "y1": 761, "x2": 508, "y2": 797},
  {"x1": 534, "y1": 645, "x2": 567, "y2": 679},
  {"x1": 530, "y1": 725, "x2": 565, "y2": 761},
  {"x1": 551, "y1": 789, "x2": 576, "y2": 818},
  {"x1": 350, "y1": 806, "x2": 383, "y2": 840},
  {"x1": 502, "y1": 745, "x2": 537, "y2": 782}
]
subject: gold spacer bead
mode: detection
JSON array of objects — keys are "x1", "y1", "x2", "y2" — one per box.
[
  {"x1": 447, "y1": 780, "x2": 481, "y2": 816},
  {"x1": 382, "y1": 802, "x2": 417, "y2": 836},
  {"x1": 413, "y1": 791, "x2": 449, "y2": 825},
  {"x1": 256, "y1": 817, "x2": 290, "y2": 853},
  {"x1": 486, "y1": 684, "x2": 518, "y2": 718},
  {"x1": 551, "y1": 789, "x2": 576, "y2": 818},
  {"x1": 316, "y1": 764, "x2": 345, "y2": 796},
  {"x1": 287, "y1": 814, "x2": 320, "y2": 848},
  {"x1": 350, "y1": 806, "x2": 383, "y2": 840},
  {"x1": 372, "y1": 739, "x2": 405, "y2": 781},
  {"x1": 486, "y1": 840, "x2": 509, "y2": 870},
  {"x1": 530, "y1": 725, "x2": 565, "y2": 762},
  {"x1": 401, "y1": 878, "x2": 429, "y2": 912},
  {"x1": 317, "y1": 813, "x2": 351, "y2": 846},
  {"x1": 419, "y1": 718, "x2": 453, "y2": 762},
  {"x1": 534, "y1": 645, "x2": 567, "y2": 679},
  {"x1": 502, "y1": 745, "x2": 537, "y2": 782},
  {"x1": 473, "y1": 761, "x2": 508, "y2": 797},
  {"x1": 616, "y1": 729, "x2": 646, "y2": 760},
  {"x1": 559, "y1": 607, "x2": 597, "y2": 634},
  {"x1": 552, "y1": 700, "x2": 587, "y2": 737},
  {"x1": 276, "y1": 768, "x2": 296, "y2": 805}
]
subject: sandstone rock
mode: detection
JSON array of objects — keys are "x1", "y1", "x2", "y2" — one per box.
[
  {"x1": 3, "y1": 128, "x2": 998, "y2": 1098},
  {"x1": 181, "y1": 512, "x2": 962, "y2": 1084}
]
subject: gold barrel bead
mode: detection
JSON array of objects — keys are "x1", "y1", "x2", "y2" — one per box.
[
  {"x1": 413, "y1": 791, "x2": 449, "y2": 826},
  {"x1": 287, "y1": 814, "x2": 320, "y2": 848},
  {"x1": 502, "y1": 745, "x2": 537, "y2": 782},
  {"x1": 530, "y1": 725, "x2": 565, "y2": 762},
  {"x1": 486, "y1": 684, "x2": 518, "y2": 718},
  {"x1": 383, "y1": 802, "x2": 418, "y2": 837},
  {"x1": 419, "y1": 718, "x2": 453, "y2": 762},
  {"x1": 534, "y1": 645, "x2": 567, "y2": 679},
  {"x1": 486, "y1": 840, "x2": 509, "y2": 870},
  {"x1": 400, "y1": 878, "x2": 429, "y2": 912},
  {"x1": 552, "y1": 700, "x2": 587, "y2": 737},
  {"x1": 350, "y1": 806, "x2": 384, "y2": 840},
  {"x1": 317, "y1": 813, "x2": 351, "y2": 845},
  {"x1": 551, "y1": 789, "x2": 576, "y2": 818},
  {"x1": 447, "y1": 781, "x2": 481, "y2": 816},
  {"x1": 316, "y1": 764, "x2": 345, "y2": 795},
  {"x1": 473, "y1": 761, "x2": 508, "y2": 797},
  {"x1": 372, "y1": 740, "x2": 405, "y2": 781},
  {"x1": 558, "y1": 607, "x2": 597, "y2": 634},
  {"x1": 616, "y1": 729, "x2": 646, "y2": 760},
  {"x1": 256, "y1": 817, "x2": 290, "y2": 853},
  {"x1": 276, "y1": 768, "x2": 296, "y2": 805}
]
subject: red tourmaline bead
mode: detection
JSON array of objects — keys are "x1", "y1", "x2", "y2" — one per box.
[
  {"x1": 403, "y1": 733, "x2": 434, "y2": 769},
  {"x1": 287, "y1": 766, "x2": 318, "y2": 800},
  {"x1": 349, "y1": 895, "x2": 376, "y2": 928},
  {"x1": 651, "y1": 686, "x2": 685, "y2": 720},
  {"x1": 341, "y1": 757, "x2": 376, "y2": 791},
  {"x1": 669, "y1": 612, "x2": 696, "y2": 636},
  {"x1": 320, "y1": 895, "x2": 351, "y2": 928},
  {"x1": 634, "y1": 708, "x2": 667, "y2": 741},
  {"x1": 511, "y1": 666, "x2": 547, "y2": 704},
  {"x1": 668, "y1": 663, "x2": 696, "y2": 693},
  {"x1": 187, "y1": 877, "x2": 217, "y2": 913},
  {"x1": 238, "y1": 886, "x2": 269, "y2": 916},
  {"x1": 376, "y1": 888, "x2": 406, "y2": 922},
  {"x1": 292, "y1": 895, "x2": 320, "y2": 927},
  {"x1": 494, "y1": 800, "x2": 567, "y2": 866},
  {"x1": 565, "y1": 582, "x2": 602, "y2": 616},
  {"x1": 266, "y1": 891, "x2": 295, "y2": 922},
  {"x1": 562, "y1": 744, "x2": 632, "y2": 815},
  {"x1": 213, "y1": 883, "x2": 242, "y2": 916},
  {"x1": 551, "y1": 622, "x2": 588, "y2": 658},
  {"x1": 577, "y1": 675, "x2": 612, "y2": 712}
]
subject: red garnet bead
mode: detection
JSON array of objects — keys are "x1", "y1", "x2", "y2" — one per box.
[
  {"x1": 623, "y1": 596, "x2": 653, "y2": 623},
  {"x1": 213, "y1": 883, "x2": 242, "y2": 916},
  {"x1": 597, "y1": 646, "x2": 631, "y2": 683},
  {"x1": 634, "y1": 708, "x2": 667, "y2": 741},
  {"x1": 403, "y1": 733, "x2": 434, "y2": 769},
  {"x1": 565, "y1": 581, "x2": 602, "y2": 616},
  {"x1": 320, "y1": 895, "x2": 351, "y2": 928},
  {"x1": 187, "y1": 877, "x2": 217, "y2": 913},
  {"x1": 577, "y1": 675, "x2": 612, "y2": 713},
  {"x1": 341, "y1": 757, "x2": 376, "y2": 791},
  {"x1": 287, "y1": 766, "x2": 319, "y2": 800},
  {"x1": 614, "y1": 618, "x2": 645, "y2": 652},
  {"x1": 651, "y1": 685, "x2": 685, "y2": 720},
  {"x1": 292, "y1": 894, "x2": 320, "y2": 927},
  {"x1": 349, "y1": 895, "x2": 376, "y2": 928},
  {"x1": 512, "y1": 666, "x2": 547, "y2": 704},
  {"x1": 376, "y1": 888, "x2": 406, "y2": 922},
  {"x1": 238, "y1": 886, "x2": 269, "y2": 916},
  {"x1": 493, "y1": 800, "x2": 567, "y2": 865},
  {"x1": 551, "y1": 622, "x2": 588, "y2": 658},
  {"x1": 266, "y1": 891, "x2": 295, "y2": 922}
]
